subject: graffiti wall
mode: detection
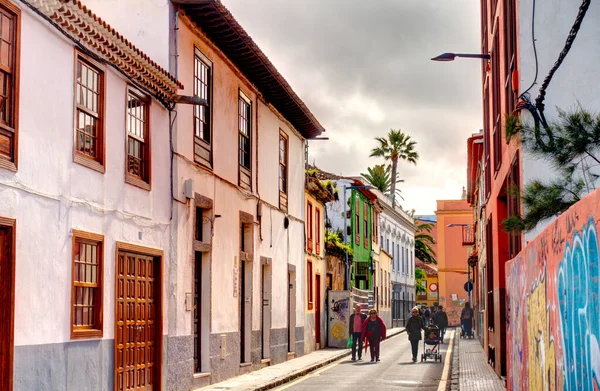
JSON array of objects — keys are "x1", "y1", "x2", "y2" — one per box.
[{"x1": 506, "y1": 189, "x2": 600, "y2": 391}]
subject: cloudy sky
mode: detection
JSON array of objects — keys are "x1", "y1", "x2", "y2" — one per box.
[{"x1": 223, "y1": 0, "x2": 483, "y2": 215}]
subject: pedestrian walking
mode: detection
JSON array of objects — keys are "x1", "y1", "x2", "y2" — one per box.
[
  {"x1": 405, "y1": 306, "x2": 425, "y2": 363},
  {"x1": 348, "y1": 304, "x2": 367, "y2": 361},
  {"x1": 432, "y1": 305, "x2": 449, "y2": 343},
  {"x1": 461, "y1": 302, "x2": 475, "y2": 337},
  {"x1": 361, "y1": 309, "x2": 387, "y2": 363},
  {"x1": 423, "y1": 306, "x2": 431, "y2": 326}
]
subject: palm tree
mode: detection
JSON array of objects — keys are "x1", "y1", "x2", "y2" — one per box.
[
  {"x1": 415, "y1": 268, "x2": 427, "y2": 294},
  {"x1": 361, "y1": 164, "x2": 405, "y2": 201},
  {"x1": 414, "y1": 220, "x2": 437, "y2": 265},
  {"x1": 361, "y1": 164, "x2": 392, "y2": 193},
  {"x1": 370, "y1": 129, "x2": 419, "y2": 206}
]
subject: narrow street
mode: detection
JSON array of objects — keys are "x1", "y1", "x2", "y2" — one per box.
[{"x1": 274, "y1": 330, "x2": 454, "y2": 391}]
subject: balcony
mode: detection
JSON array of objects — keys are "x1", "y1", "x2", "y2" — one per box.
[{"x1": 462, "y1": 225, "x2": 475, "y2": 247}]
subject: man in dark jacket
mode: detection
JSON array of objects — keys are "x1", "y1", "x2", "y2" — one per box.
[
  {"x1": 405, "y1": 306, "x2": 425, "y2": 362},
  {"x1": 432, "y1": 305, "x2": 449, "y2": 343},
  {"x1": 349, "y1": 304, "x2": 367, "y2": 360}
]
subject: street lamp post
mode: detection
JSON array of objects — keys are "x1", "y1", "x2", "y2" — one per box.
[
  {"x1": 431, "y1": 52, "x2": 491, "y2": 61},
  {"x1": 343, "y1": 184, "x2": 375, "y2": 291}
]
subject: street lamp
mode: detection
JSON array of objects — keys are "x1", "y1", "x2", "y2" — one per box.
[
  {"x1": 446, "y1": 223, "x2": 474, "y2": 304},
  {"x1": 343, "y1": 184, "x2": 375, "y2": 290},
  {"x1": 431, "y1": 53, "x2": 491, "y2": 61}
]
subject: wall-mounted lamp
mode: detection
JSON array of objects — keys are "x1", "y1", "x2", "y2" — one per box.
[{"x1": 431, "y1": 53, "x2": 491, "y2": 62}]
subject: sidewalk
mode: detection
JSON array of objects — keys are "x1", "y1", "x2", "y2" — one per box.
[
  {"x1": 454, "y1": 332, "x2": 505, "y2": 391},
  {"x1": 195, "y1": 327, "x2": 405, "y2": 391}
]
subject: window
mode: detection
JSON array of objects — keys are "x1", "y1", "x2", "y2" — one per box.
[
  {"x1": 504, "y1": 0, "x2": 517, "y2": 114},
  {"x1": 391, "y1": 242, "x2": 395, "y2": 270},
  {"x1": 486, "y1": 218, "x2": 495, "y2": 331},
  {"x1": 507, "y1": 157, "x2": 521, "y2": 259},
  {"x1": 194, "y1": 48, "x2": 212, "y2": 167},
  {"x1": 279, "y1": 131, "x2": 288, "y2": 210},
  {"x1": 307, "y1": 202, "x2": 313, "y2": 252},
  {"x1": 492, "y1": 32, "x2": 502, "y2": 172},
  {"x1": 238, "y1": 91, "x2": 252, "y2": 190},
  {"x1": 363, "y1": 203, "x2": 368, "y2": 248},
  {"x1": 401, "y1": 246, "x2": 405, "y2": 273},
  {"x1": 386, "y1": 239, "x2": 389, "y2": 253},
  {"x1": 307, "y1": 260, "x2": 313, "y2": 310},
  {"x1": 315, "y1": 208, "x2": 321, "y2": 254},
  {"x1": 126, "y1": 88, "x2": 150, "y2": 189},
  {"x1": 372, "y1": 211, "x2": 378, "y2": 243},
  {"x1": 0, "y1": 1, "x2": 19, "y2": 171},
  {"x1": 71, "y1": 230, "x2": 104, "y2": 339},
  {"x1": 355, "y1": 199, "x2": 360, "y2": 245},
  {"x1": 484, "y1": 85, "x2": 491, "y2": 199},
  {"x1": 74, "y1": 52, "x2": 105, "y2": 171}
]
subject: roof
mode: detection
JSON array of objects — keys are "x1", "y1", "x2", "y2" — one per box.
[
  {"x1": 175, "y1": 0, "x2": 325, "y2": 139},
  {"x1": 25, "y1": 0, "x2": 183, "y2": 104},
  {"x1": 416, "y1": 259, "x2": 438, "y2": 276},
  {"x1": 417, "y1": 215, "x2": 437, "y2": 223}
]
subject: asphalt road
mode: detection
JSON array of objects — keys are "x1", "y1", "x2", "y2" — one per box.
[{"x1": 273, "y1": 330, "x2": 454, "y2": 391}]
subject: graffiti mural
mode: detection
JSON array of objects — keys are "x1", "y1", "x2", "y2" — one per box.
[{"x1": 506, "y1": 189, "x2": 600, "y2": 391}]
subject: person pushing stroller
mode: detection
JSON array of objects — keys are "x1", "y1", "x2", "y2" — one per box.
[{"x1": 432, "y1": 305, "x2": 449, "y2": 343}]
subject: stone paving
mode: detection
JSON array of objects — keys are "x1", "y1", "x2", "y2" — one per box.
[{"x1": 457, "y1": 334, "x2": 505, "y2": 391}]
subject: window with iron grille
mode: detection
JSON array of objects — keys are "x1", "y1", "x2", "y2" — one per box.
[
  {"x1": 126, "y1": 88, "x2": 150, "y2": 188},
  {"x1": 71, "y1": 230, "x2": 104, "y2": 339},
  {"x1": 0, "y1": 1, "x2": 19, "y2": 171},
  {"x1": 194, "y1": 48, "x2": 212, "y2": 167},
  {"x1": 74, "y1": 53, "x2": 104, "y2": 171}
]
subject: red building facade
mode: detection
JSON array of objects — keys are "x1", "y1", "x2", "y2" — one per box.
[{"x1": 478, "y1": 0, "x2": 522, "y2": 378}]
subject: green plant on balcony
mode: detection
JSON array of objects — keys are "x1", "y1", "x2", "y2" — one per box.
[
  {"x1": 415, "y1": 268, "x2": 427, "y2": 294},
  {"x1": 325, "y1": 229, "x2": 353, "y2": 259}
]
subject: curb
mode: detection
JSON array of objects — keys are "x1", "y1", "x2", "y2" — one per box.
[
  {"x1": 255, "y1": 329, "x2": 406, "y2": 391},
  {"x1": 449, "y1": 328, "x2": 460, "y2": 391}
]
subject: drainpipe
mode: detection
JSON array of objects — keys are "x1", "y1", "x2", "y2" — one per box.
[
  {"x1": 256, "y1": 98, "x2": 262, "y2": 241},
  {"x1": 168, "y1": 9, "x2": 180, "y2": 221}
]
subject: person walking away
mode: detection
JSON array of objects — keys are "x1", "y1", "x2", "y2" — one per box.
[
  {"x1": 423, "y1": 306, "x2": 431, "y2": 326},
  {"x1": 349, "y1": 304, "x2": 367, "y2": 360},
  {"x1": 461, "y1": 302, "x2": 475, "y2": 336},
  {"x1": 432, "y1": 305, "x2": 449, "y2": 343},
  {"x1": 405, "y1": 307, "x2": 425, "y2": 362},
  {"x1": 361, "y1": 309, "x2": 387, "y2": 362}
]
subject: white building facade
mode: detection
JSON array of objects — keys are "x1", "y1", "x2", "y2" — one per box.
[
  {"x1": 0, "y1": 0, "x2": 180, "y2": 390},
  {"x1": 376, "y1": 193, "x2": 417, "y2": 327}
]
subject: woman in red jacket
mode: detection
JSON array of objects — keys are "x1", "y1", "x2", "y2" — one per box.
[{"x1": 361, "y1": 309, "x2": 387, "y2": 362}]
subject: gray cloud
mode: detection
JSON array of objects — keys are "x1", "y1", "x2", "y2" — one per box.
[{"x1": 223, "y1": 0, "x2": 483, "y2": 213}]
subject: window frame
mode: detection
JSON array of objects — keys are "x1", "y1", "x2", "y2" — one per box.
[
  {"x1": 193, "y1": 47, "x2": 213, "y2": 168},
  {"x1": 315, "y1": 207, "x2": 321, "y2": 255},
  {"x1": 73, "y1": 50, "x2": 106, "y2": 173},
  {"x1": 307, "y1": 201, "x2": 313, "y2": 252},
  {"x1": 363, "y1": 203, "x2": 368, "y2": 248},
  {"x1": 279, "y1": 130, "x2": 289, "y2": 210},
  {"x1": 125, "y1": 86, "x2": 151, "y2": 190},
  {"x1": 238, "y1": 90, "x2": 252, "y2": 190},
  {"x1": 71, "y1": 229, "x2": 104, "y2": 339},
  {"x1": 0, "y1": 0, "x2": 20, "y2": 172},
  {"x1": 307, "y1": 260, "x2": 313, "y2": 310}
]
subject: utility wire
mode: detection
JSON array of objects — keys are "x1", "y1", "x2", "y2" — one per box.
[{"x1": 535, "y1": 0, "x2": 592, "y2": 114}]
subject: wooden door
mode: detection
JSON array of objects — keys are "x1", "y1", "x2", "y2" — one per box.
[
  {"x1": 0, "y1": 224, "x2": 14, "y2": 390},
  {"x1": 315, "y1": 275, "x2": 321, "y2": 348},
  {"x1": 115, "y1": 251, "x2": 159, "y2": 391}
]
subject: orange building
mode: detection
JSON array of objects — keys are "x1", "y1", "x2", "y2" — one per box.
[{"x1": 435, "y1": 199, "x2": 473, "y2": 326}]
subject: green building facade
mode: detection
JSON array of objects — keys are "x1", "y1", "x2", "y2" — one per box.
[{"x1": 349, "y1": 189, "x2": 373, "y2": 290}]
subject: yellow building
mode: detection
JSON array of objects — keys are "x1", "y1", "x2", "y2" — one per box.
[
  {"x1": 416, "y1": 260, "x2": 439, "y2": 308},
  {"x1": 305, "y1": 175, "x2": 337, "y2": 352},
  {"x1": 376, "y1": 249, "x2": 392, "y2": 326}
]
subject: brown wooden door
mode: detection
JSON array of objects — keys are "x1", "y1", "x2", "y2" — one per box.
[
  {"x1": 115, "y1": 251, "x2": 158, "y2": 391},
  {"x1": 0, "y1": 225, "x2": 14, "y2": 390}
]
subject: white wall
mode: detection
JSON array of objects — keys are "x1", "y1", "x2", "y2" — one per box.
[
  {"x1": 518, "y1": 0, "x2": 600, "y2": 241},
  {"x1": 0, "y1": 7, "x2": 171, "y2": 345}
]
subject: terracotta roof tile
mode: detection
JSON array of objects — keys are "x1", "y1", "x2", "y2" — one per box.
[{"x1": 26, "y1": 0, "x2": 183, "y2": 103}]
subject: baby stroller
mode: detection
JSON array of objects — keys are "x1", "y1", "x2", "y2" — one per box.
[{"x1": 421, "y1": 325, "x2": 443, "y2": 362}]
